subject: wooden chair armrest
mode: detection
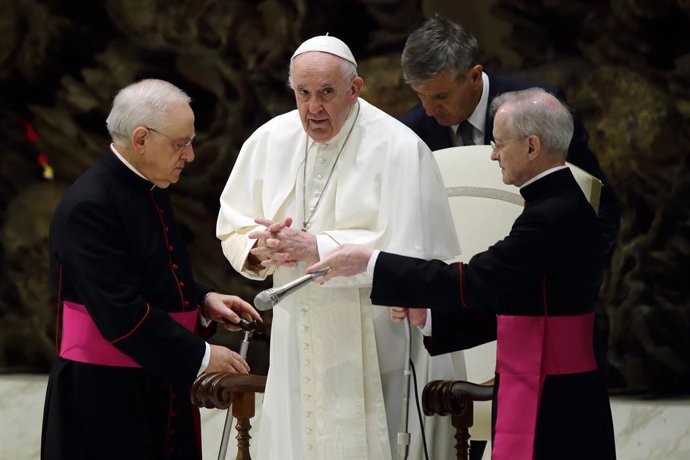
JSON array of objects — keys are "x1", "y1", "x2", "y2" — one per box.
[
  {"x1": 190, "y1": 372, "x2": 267, "y2": 410},
  {"x1": 422, "y1": 378, "x2": 494, "y2": 417}
]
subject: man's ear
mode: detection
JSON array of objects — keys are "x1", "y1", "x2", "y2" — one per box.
[
  {"x1": 351, "y1": 76, "x2": 364, "y2": 99},
  {"x1": 132, "y1": 127, "x2": 148, "y2": 152},
  {"x1": 526, "y1": 135, "x2": 541, "y2": 158},
  {"x1": 468, "y1": 64, "x2": 483, "y2": 86}
]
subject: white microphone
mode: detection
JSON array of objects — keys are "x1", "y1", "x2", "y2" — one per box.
[{"x1": 253, "y1": 269, "x2": 329, "y2": 311}]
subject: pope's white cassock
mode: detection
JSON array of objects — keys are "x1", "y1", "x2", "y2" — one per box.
[{"x1": 217, "y1": 97, "x2": 463, "y2": 459}]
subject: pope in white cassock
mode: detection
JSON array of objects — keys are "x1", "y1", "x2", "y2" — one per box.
[{"x1": 216, "y1": 35, "x2": 462, "y2": 459}]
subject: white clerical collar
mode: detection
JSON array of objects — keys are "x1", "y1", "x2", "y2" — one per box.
[
  {"x1": 450, "y1": 72, "x2": 489, "y2": 138},
  {"x1": 110, "y1": 143, "x2": 154, "y2": 188},
  {"x1": 520, "y1": 165, "x2": 568, "y2": 189}
]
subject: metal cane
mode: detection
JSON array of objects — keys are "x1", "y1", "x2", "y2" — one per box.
[{"x1": 217, "y1": 319, "x2": 259, "y2": 460}]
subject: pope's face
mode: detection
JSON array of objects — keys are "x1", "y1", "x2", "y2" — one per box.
[{"x1": 291, "y1": 52, "x2": 362, "y2": 143}]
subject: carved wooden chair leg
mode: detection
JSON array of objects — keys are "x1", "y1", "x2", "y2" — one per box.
[
  {"x1": 232, "y1": 391, "x2": 256, "y2": 460},
  {"x1": 450, "y1": 404, "x2": 473, "y2": 459},
  {"x1": 191, "y1": 372, "x2": 267, "y2": 460}
]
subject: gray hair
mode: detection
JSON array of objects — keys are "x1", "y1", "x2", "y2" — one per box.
[
  {"x1": 288, "y1": 53, "x2": 358, "y2": 89},
  {"x1": 490, "y1": 88, "x2": 573, "y2": 158},
  {"x1": 401, "y1": 16, "x2": 479, "y2": 86},
  {"x1": 106, "y1": 79, "x2": 191, "y2": 144}
]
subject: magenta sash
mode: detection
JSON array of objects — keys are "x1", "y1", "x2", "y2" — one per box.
[
  {"x1": 59, "y1": 301, "x2": 198, "y2": 368},
  {"x1": 492, "y1": 313, "x2": 597, "y2": 460}
]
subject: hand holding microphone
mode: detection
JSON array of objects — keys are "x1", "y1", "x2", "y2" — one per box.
[
  {"x1": 253, "y1": 242, "x2": 377, "y2": 310},
  {"x1": 305, "y1": 244, "x2": 373, "y2": 281}
]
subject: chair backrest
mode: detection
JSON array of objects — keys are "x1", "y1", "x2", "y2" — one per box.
[
  {"x1": 432, "y1": 144, "x2": 602, "y2": 440},
  {"x1": 435, "y1": 145, "x2": 602, "y2": 266}
]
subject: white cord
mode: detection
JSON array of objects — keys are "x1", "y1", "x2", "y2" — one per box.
[{"x1": 397, "y1": 317, "x2": 412, "y2": 460}]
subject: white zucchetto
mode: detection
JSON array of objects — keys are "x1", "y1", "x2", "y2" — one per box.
[{"x1": 291, "y1": 35, "x2": 357, "y2": 67}]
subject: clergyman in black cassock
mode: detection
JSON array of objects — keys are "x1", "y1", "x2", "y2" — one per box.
[
  {"x1": 41, "y1": 79, "x2": 260, "y2": 460},
  {"x1": 370, "y1": 166, "x2": 616, "y2": 459}
]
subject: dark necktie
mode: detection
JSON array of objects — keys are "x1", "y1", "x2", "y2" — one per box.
[{"x1": 457, "y1": 120, "x2": 475, "y2": 146}]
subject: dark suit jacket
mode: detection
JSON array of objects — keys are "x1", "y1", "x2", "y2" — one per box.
[
  {"x1": 400, "y1": 73, "x2": 620, "y2": 257},
  {"x1": 369, "y1": 168, "x2": 616, "y2": 460},
  {"x1": 43, "y1": 151, "x2": 212, "y2": 460}
]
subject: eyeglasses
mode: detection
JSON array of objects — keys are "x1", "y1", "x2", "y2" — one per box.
[
  {"x1": 146, "y1": 127, "x2": 195, "y2": 151},
  {"x1": 490, "y1": 136, "x2": 526, "y2": 151}
]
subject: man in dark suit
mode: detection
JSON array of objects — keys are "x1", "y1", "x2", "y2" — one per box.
[
  {"x1": 307, "y1": 88, "x2": 617, "y2": 460},
  {"x1": 42, "y1": 79, "x2": 262, "y2": 460},
  {"x1": 399, "y1": 16, "x2": 619, "y2": 255}
]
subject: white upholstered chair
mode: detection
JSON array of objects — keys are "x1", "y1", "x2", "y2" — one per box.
[{"x1": 425, "y1": 145, "x2": 602, "y2": 459}]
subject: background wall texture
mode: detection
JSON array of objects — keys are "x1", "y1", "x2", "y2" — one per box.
[{"x1": 1, "y1": 0, "x2": 688, "y2": 396}]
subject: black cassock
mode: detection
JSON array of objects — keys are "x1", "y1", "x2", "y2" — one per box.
[
  {"x1": 42, "y1": 151, "x2": 214, "y2": 460},
  {"x1": 370, "y1": 168, "x2": 616, "y2": 460}
]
